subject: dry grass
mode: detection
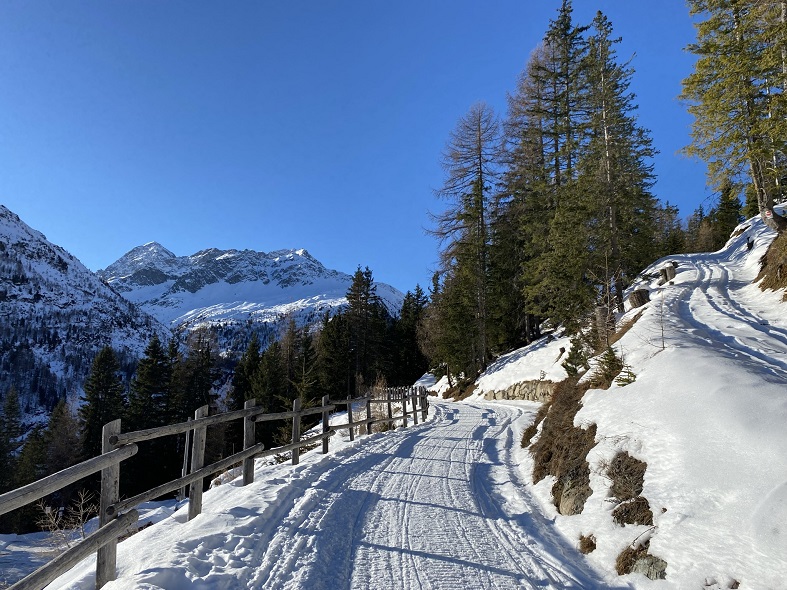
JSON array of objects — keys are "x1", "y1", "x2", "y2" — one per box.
[
  {"x1": 612, "y1": 496, "x2": 654, "y2": 526},
  {"x1": 756, "y1": 230, "x2": 787, "y2": 299},
  {"x1": 520, "y1": 402, "x2": 550, "y2": 448},
  {"x1": 578, "y1": 534, "x2": 597, "y2": 554},
  {"x1": 529, "y1": 378, "x2": 597, "y2": 514},
  {"x1": 616, "y1": 542, "x2": 650, "y2": 575},
  {"x1": 607, "y1": 451, "x2": 647, "y2": 501}
]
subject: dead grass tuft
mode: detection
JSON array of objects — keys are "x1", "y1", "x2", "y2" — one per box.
[
  {"x1": 607, "y1": 451, "x2": 647, "y2": 501},
  {"x1": 616, "y1": 542, "x2": 650, "y2": 575},
  {"x1": 520, "y1": 402, "x2": 551, "y2": 448},
  {"x1": 612, "y1": 496, "x2": 654, "y2": 526},
  {"x1": 578, "y1": 534, "x2": 597, "y2": 554},
  {"x1": 756, "y1": 230, "x2": 787, "y2": 299}
]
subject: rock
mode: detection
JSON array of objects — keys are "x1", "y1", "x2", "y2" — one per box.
[{"x1": 631, "y1": 555, "x2": 668, "y2": 580}]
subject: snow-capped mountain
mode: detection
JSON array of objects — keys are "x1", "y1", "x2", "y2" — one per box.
[
  {"x1": 98, "y1": 242, "x2": 405, "y2": 352},
  {"x1": 0, "y1": 206, "x2": 170, "y2": 412}
]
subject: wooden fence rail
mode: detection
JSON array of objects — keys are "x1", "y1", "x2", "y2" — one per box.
[{"x1": 0, "y1": 386, "x2": 429, "y2": 590}]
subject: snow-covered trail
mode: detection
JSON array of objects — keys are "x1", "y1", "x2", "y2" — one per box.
[
  {"x1": 665, "y1": 242, "x2": 787, "y2": 378},
  {"x1": 46, "y1": 400, "x2": 627, "y2": 589},
  {"x1": 248, "y1": 402, "x2": 616, "y2": 590}
]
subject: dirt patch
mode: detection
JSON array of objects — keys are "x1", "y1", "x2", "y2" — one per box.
[
  {"x1": 756, "y1": 230, "x2": 787, "y2": 299},
  {"x1": 529, "y1": 378, "x2": 597, "y2": 515}
]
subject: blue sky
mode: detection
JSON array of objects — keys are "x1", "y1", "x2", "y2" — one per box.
[{"x1": 0, "y1": 1, "x2": 705, "y2": 293}]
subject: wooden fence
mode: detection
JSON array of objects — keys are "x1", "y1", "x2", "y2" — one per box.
[{"x1": 0, "y1": 386, "x2": 429, "y2": 590}]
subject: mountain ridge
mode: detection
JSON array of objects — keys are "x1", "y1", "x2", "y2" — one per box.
[{"x1": 98, "y1": 242, "x2": 405, "y2": 341}]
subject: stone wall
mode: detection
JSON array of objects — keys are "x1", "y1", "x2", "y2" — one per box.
[{"x1": 483, "y1": 379, "x2": 556, "y2": 403}]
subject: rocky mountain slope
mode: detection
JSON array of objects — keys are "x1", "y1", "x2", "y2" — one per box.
[
  {"x1": 0, "y1": 206, "x2": 170, "y2": 413},
  {"x1": 98, "y1": 242, "x2": 404, "y2": 353}
]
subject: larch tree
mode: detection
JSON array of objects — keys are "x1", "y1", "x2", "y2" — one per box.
[
  {"x1": 430, "y1": 102, "x2": 501, "y2": 374},
  {"x1": 681, "y1": 0, "x2": 787, "y2": 232}
]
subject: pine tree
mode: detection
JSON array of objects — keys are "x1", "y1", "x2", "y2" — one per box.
[
  {"x1": 316, "y1": 312, "x2": 354, "y2": 399},
  {"x1": 126, "y1": 335, "x2": 171, "y2": 432},
  {"x1": 79, "y1": 347, "x2": 126, "y2": 460},
  {"x1": 681, "y1": 0, "x2": 787, "y2": 232},
  {"x1": 228, "y1": 333, "x2": 261, "y2": 412}
]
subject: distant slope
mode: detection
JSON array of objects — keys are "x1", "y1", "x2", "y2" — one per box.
[
  {"x1": 0, "y1": 206, "x2": 170, "y2": 412},
  {"x1": 98, "y1": 242, "x2": 404, "y2": 353}
]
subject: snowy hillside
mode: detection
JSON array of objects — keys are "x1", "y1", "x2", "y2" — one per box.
[
  {"x1": 98, "y1": 242, "x2": 405, "y2": 343},
  {"x1": 462, "y1": 213, "x2": 787, "y2": 588},
  {"x1": 0, "y1": 206, "x2": 170, "y2": 411}
]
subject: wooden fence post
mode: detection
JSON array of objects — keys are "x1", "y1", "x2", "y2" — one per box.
[
  {"x1": 188, "y1": 405, "x2": 209, "y2": 521},
  {"x1": 402, "y1": 388, "x2": 408, "y2": 428},
  {"x1": 243, "y1": 399, "x2": 256, "y2": 486},
  {"x1": 322, "y1": 395, "x2": 330, "y2": 454},
  {"x1": 421, "y1": 387, "x2": 428, "y2": 422},
  {"x1": 178, "y1": 418, "x2": 192, "y2": 501},
  {"x1": 347, "y1": 398, "x2": 354, "y2": 441},
  {"x1": 291, "y1": 398, "x2": 301, "y2": 465},
  {"x1": 96, "y1": 419, "x2": 121, "y2": 589},
  {"x1": 365, "y1": 396, "x2": 372, "y2": 435},
  {"x1": 386, "y1": 390, "x2": 393, "y2": 426},
  {"x1": 411, "y1": 388, "x2": 419, "y2": 426}
]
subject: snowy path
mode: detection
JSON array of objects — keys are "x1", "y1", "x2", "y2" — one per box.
[
  {"x1": 46, "y1": 401, "x2": 628, "y2": 590},
  {"x1": 247, "y1": 402, "x2": 614, "y2": 590},
  {"x1": 670, "y1": 250, "x2": 787, "y2": 377}
]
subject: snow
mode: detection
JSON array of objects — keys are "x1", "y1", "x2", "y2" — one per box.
[{"x1": 4, "y1": 213, "x2": 787, "y2": 589}]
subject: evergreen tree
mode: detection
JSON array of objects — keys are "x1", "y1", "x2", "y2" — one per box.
[
  {"x1": 316, "y1": 312, "x2": 354, "y2": 398},
  {"x1": 126, "y1": 335, "x2": 171, "y2": 431},
  {"x1": 228, "y1": 333, "x2": 261, "y2": 412},
  {"x1": 43, "y1": 399, "x2": 81, "y2": 508},
  {"x1": 579, "y1": 11, "x2": 658, "y2": 312},
  {"x1": 345, "y1": 267, "x2": 387, "y2": 392},
  {"x1": 0, "y1": 386, "x2": 22, "y2": 493},
  {"x1": 79, "y1": 347, "x2": 126, "y2": 460},
  {"x1": 394, "y1": 286, "x2": 430, "y2": 385},
  {"x1": 124, "y1": 335, "x2": 178, "y2": 495},
  {"x1": 430, "y1": 103, "x2": 501, "y2": 373},
  {"x1": 681, "y1": 0, "x2": 787, "y2": 232}
]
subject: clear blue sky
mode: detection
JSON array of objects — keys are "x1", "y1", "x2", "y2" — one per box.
[{"x1": 0, "y1": 1, "x2": 705, "y2": 293}]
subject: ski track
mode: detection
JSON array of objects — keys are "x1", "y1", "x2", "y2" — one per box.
[
  {"x1": 672, "y1": 253, "x2": 787, "y2": 378},
  {"x1": 216, "y1": 402, "x2": 618, "y2": 590}
]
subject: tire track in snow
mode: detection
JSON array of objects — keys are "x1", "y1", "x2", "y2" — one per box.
[
  {"x1": 247, "y1": 402, "x2": 619, "y2": 589},
  {"x1": 672, "y1": 256, "x2": 787, "y2": 377}
]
